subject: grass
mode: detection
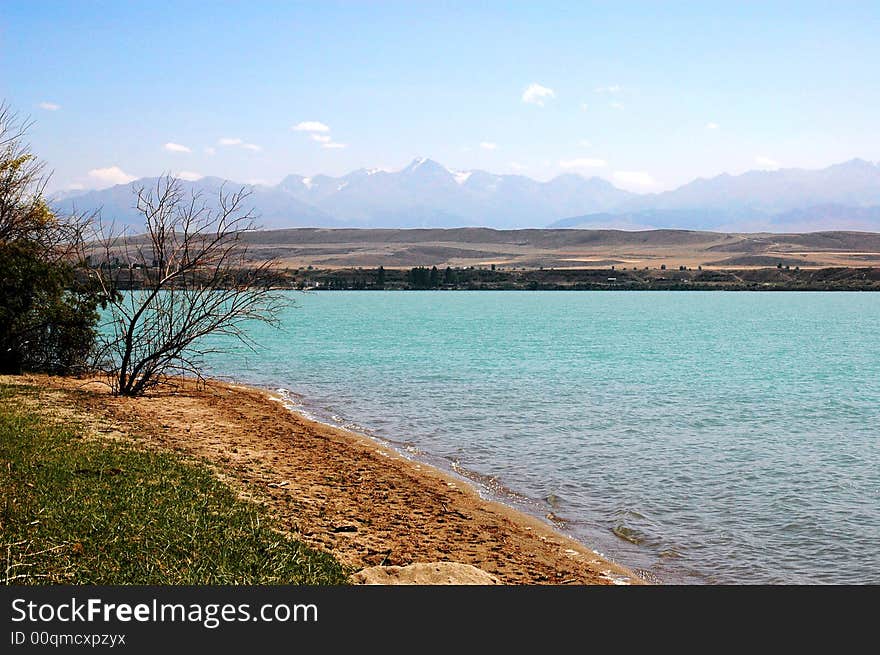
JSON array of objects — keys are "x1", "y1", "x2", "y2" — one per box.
[{"x1": 0, "y1": 383, "x2": 349, "y2": 585}]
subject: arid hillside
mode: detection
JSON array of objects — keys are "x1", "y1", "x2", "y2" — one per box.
[{"x1": 232, "y1": 228, "x2": 880, "y2": 270}]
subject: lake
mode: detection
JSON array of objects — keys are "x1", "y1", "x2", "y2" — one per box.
[{"x1": 201, "y1": 291, "x2": 880, "y2": 584}]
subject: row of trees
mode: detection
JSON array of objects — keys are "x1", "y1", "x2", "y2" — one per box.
[
  {"x1": 0, "y1": 102, "x2": 284, "y2": 395},
  {"x1": 407, "y1": 265, "x2": 459, "y2": 289}
]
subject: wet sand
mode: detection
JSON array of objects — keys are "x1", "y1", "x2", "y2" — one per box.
[{"x1": 3, "y1": 374, "x2": 643, "y2": 585}]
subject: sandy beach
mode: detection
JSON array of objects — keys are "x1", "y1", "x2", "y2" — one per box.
[{"x1": 3, "y1": 373, "x2": 642, "y2": 585}]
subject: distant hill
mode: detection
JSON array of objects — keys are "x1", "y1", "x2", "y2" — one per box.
[
  {"x1": 628, "y1": 159, "x2": 880, "y2": 214},
  {"x1": 54, "y1": 158, "x2": 880, "y2": 233},
  {"x1": 230, "y1": 227, "x2": 880, "y2": 270}
]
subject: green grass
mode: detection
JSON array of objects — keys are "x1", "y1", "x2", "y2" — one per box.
[{"x1": 0, "y1": 383, "x2": 349, "y2": 585}]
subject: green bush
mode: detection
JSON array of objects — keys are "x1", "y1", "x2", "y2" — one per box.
[{"x1": 0, "y1": 241, "x2": 101, "y2": 374}]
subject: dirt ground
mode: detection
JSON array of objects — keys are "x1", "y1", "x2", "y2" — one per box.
[{"x1": 3, "y1": 374, "x2": 642, "y2": 585}]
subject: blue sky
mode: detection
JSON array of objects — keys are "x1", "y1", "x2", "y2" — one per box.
[{"x1": 3, "y1": 1, "x2": 879, "y2": 192}]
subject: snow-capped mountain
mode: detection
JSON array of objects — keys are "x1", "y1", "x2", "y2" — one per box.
[
  {"x1": 51, "y1": 158, "x2": 880, "y2": 233},
  {"x1": 52, "y1": 158, "x2": 635, "y2": 232}
]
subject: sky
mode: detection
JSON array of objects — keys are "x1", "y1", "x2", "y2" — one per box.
[{"x1": 2, "y1": 1, "x2": 880, "y2": 193}]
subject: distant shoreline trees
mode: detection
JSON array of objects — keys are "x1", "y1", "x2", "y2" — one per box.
[{"x1": 407, "y1": 265, "x2": 442, "y2": 289}]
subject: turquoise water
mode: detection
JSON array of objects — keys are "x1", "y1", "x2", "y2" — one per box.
[{"x1": 201, "y1": 291, "x2": 879, "y2": 584}]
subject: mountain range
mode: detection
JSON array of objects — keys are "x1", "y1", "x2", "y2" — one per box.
[{"x1": 52, "y1": 157, "x2": 880, "y2": 233}]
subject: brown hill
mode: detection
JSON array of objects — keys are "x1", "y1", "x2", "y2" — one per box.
[{"x1": 233, "y1": 228, "x2": 880, "y2": 269}]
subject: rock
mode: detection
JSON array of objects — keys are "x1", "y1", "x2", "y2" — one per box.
[{"x1": 350, "y1": 562, "x2": 501, "y2": 585}]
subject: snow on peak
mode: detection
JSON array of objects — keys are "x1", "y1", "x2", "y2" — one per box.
[
  {"x1": 337, "y1": 181, "x2": 348, "y2": 191},
  {"x1": 301, "y1": 177, "x2": 313, "y2": 189},
  {"x1": 451, "y1": 170, "x2": 472, "y2": 185},
  {"x1": 405, "y1": 157, "x2": 436, "y2": 172}
]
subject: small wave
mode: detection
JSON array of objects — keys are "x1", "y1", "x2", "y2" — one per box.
[
  {"x1": 270, "y1": 387, "x2": 367, "y2": 434},
  {"x1": 545, "y1": 511, "x2": 568, "y2": 529},
  {"x1": 545, "y1": 493, "x2": 564, "y2": 509},
  {"x1": 449, "y1": 461, "x2": 535, "y2": 506},
  {"x1": 658, "y1": 548, "x2": 683, "y2": 559},
  {"x1": 610, "y1": 507, "x2": 664, "y2": 548},
  {"x1": 612, "y1": 524, "x2": 645, "y2": 545},
  {"x1": 635, "y1": 568, "x2": 664, "y2": 584}
]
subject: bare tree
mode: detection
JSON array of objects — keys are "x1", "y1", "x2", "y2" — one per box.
[{"x1": 92, "y1": 175, "x2": 287, "y2": 396}]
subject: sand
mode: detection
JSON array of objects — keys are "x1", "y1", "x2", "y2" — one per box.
[{"x1": 2, "y1": 374, "x2": 643, "y2": 585}]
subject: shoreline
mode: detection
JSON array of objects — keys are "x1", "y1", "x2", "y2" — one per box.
[
  {"x1": 264, "y1": 383, "x2": 641, "y2": 580},
  {"x1": 5, "y1": 373, "x2": 644, "y2": 585},
  {"x1": 238, "y1": 380, "x2": 645, "y2": 585},
  {"x1": 260, "y1": 383, "x2": 643, "y2": 583}
]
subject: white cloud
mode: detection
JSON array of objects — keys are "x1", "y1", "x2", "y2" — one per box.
[
  {"x1": 509, "y1": 162, "x2": 527, "y2": 171},
  {"x1": 164, "y1": 142, "x2": 191, "y2": 153},
  {"x1": 65, "y1": 183, "x2": 85, "y2": 191},
  {"x1": 595, "y1": 85, "x2": 622, "y2": 94},
  {"x1": 610, "y1": 102, "x2": 624, "y2": 110},
  {"x1": 480, "y1": 141, "x2": 498, "y2": 150},
  {"x1": 706, "y1": 122, "x2": 720, "y2": 130},
  {"x1": 293, "y1": 121, "x2": 331, "y2": 132},
  {"x1": 613, "y1": 170, "x2": 658, "y2": 189},
  {"x1": 559, "y1": 158, "x2": 607, "y2": 169},
  {"x1": 296, "y1": 123, "x2": 344, "y2": 148},
  {"x1": 755, "y1": 155, "x2": 780, "y2": 169},
  {"x1": 176, "y1": 171, "x2": 203, "y2": 181},
  {"x1": 204, "y1": 147, "x2": 216, "y2": 156},
  {"x1": 38, "y1": 101, "x2": 60, "y2": 111},
  {"x1": 522, "y1": 83, "x2": 555, "y2": 106},
  {"x1": 580, "y1": 103, "x2": 589, "y2": 111},
  {"x1": 578, "y1": 139, "x2": 592, "y2": 148},
  {"x1": 219, "y1": 138, "x2": 260, "y2": 152},
  {"x1": 87, "y1": 166, "x2": 136, "y2": 188}
]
